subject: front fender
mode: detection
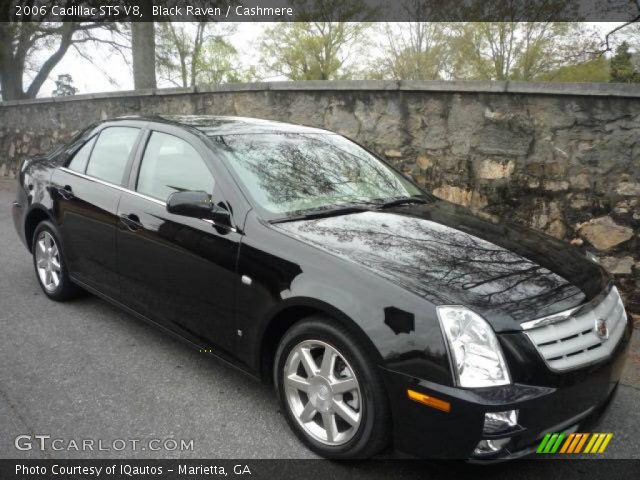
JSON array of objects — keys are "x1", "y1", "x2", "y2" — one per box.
[{"x1": 236, "y1": 214, "x2": 453, "y2": 386}]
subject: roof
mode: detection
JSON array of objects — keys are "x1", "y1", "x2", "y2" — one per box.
[{"x1": 114, "y1": 114, "x2": 332, "y2": 136}]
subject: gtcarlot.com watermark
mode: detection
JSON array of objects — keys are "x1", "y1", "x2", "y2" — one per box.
[{"x1": 15, "y1": 434, "x2": 194, "y2": 452}]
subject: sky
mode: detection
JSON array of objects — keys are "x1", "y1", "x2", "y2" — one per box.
[{"x1": 35, "y1": 22, "x2": 627, "y2": 98}]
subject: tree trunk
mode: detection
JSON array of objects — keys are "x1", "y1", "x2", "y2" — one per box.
[
  {"x1": 0, "y1": 67, "x2": 26, "y2": 100},
  {"x1": 132, "y1": 22, "x2": 156, "y2": 90},
  {"x1": 25, "y1": 23, "x2": 75, "y2": 98},
  {"x1": 0, "y1": 25, "x2": 26, "y2": 100}
]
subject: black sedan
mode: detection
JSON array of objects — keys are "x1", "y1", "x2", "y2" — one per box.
[{"x1": 11, "y1": 115, "x2": 632, "y2": 460}]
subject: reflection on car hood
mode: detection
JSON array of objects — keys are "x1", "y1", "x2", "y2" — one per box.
[{"x1": 273, "y1": 200, "x2": 609, "y2": 330}]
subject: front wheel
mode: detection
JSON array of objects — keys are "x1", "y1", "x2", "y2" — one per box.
[{"x1": 274, "y1": 317, "x2": 390, "y2": 459}]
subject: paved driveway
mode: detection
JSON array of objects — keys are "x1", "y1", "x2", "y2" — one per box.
[{"x1": 0, "y1": 178, "x2": 638, "y2": 460}]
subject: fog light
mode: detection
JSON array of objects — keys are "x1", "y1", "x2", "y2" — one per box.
[
  {"x1": 483, "y1": 410, "x2": 518, "y2": 434},
  {"x1": 473, "y1": 438, "x2": 510, "y2": 456}
]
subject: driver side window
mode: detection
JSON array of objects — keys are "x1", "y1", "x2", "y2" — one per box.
[{"x1": 137, "y1": 132, "x2": 215, "y2": 202}]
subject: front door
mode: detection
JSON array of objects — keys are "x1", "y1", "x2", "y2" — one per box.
[{"x1": 116, "y1": 130, "x2": 241, "y2": 353}]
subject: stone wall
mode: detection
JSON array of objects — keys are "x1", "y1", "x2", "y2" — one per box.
[{"x1": 1, "y1": 81, "x2": 639, "y2": 312}]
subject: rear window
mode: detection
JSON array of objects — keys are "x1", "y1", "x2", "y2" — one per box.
[
  {"x1": 67, "y1": 136, "x2": 96, "y2": 173},
  {"x1": 85, "y1": 127, "x2": 140, "y2": 185}
]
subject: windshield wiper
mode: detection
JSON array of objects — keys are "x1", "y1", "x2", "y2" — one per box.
[
  {"x1": 377, "y1": 196, "x2": 428, "y2": 209},
  {"x1": 271, "y1": 203, "x2": 373, "y2": 223}
]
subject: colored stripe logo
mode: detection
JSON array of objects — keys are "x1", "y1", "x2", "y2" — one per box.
[{"x1": 537, "y1": 433, "x2": 613, "y2": 454}]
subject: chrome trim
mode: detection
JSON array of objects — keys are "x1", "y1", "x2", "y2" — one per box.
[
  {"x1": 520, "y1": 305, "x2": 582, "y2": 331},
  {"x1": 202, "y1": 218, "x2": 238, "y2": 233},
  {"x1": 59, "y1": 166, "x2": 162, "y2": 202},
  {"x1": 523, "y1": 286, "x2": 627, "y2": 372},
  {"x1": 58, "y1": 167, "x2": 238, "y2": 232}
]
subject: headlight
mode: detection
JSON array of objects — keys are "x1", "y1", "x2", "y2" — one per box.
[{"x1": 437, "y1": 306, "x2": 511, "y2": 387}]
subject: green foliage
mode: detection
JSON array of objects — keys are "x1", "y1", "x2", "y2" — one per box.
[
  {"x1": 156, "y1": 22, "x2": 251, "y2": 88},
  {"x1": 610, "y1": 41, "x2": 640, "y2": 83},
  {"x1": 261, "y1": 23, "x2": 344, "y2": 80},
  {"x1": 363, "y1": 19, "x2": 607, "y2": 83},
  {"x1": 259, "y1": 0, "x2": 373, "y2": 80},
  {"x1": 197, "y1": 36, "x2": 248, "y2": 85},
  {"x1": 448, "y1": 22, "x2": 601, "y2": 81},
  {"x1": 540, "y1": 56, "x2": 610, "y2": 83},
  {"x1": 373, "y1": 23, "x2": 450, "y2": 80}
]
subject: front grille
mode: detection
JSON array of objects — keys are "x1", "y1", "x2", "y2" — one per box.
[{"x1": 524, "y1": 287, "x2": 627, "y2": 372}]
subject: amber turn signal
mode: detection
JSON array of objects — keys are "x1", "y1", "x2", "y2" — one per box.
[{"x1": 407, "y1": 389, "x2": 451, "y2": 413}]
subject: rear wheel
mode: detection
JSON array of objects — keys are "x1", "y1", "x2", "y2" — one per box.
[
  {"x1": 32, "y1": 221, "x2": 82, "y2": 301},
  {"x1": 274, "y1": 317, "x2": 390, "y2": 459}
]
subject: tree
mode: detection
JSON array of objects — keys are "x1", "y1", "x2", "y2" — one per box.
[
  {"x1": 540, "y1": 56, "x2": 610, "y2": 83},
  {"x1": 368, "y1": 1, "x2": 455, "y2": 80},
  {"x1": 373, "y1": 22, "x2": 450, "y2": 80},
  {"x1": 0, "y1": 0, "x2": 128, "y2": 101},
  {"x1": 449, "y1": 22, "x2": 600, "y2": 81},
  {"x1": 132, "y1": 21, "x2": 156, "y2": 90},
  {"x1": 51, "y1": 74, "x2": 77, "y2": 96},
  {"x1": 599, "y1": 8, "x2": 639, "y2": 55},
  {"x1": 156, "y1": 22, "x2": 206, "y2": 88},
  {"x1": 155, "y1": 22, "x2": 246, "y2": 87},
  {"x1": 259, "y1": 0, "x2": 373, "y2": 80},
  {"x1": 610, "y1": 41, "x2": 639, "y2": 83},
  {"x1": 622, "y1": 22, "x2": 640, "y2": 52},
  {"x1": 196, "y1": 36, "x2": 248, "y2": 85}
]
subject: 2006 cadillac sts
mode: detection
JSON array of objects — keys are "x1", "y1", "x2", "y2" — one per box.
[{"x1": 12, "y1": 115, "x2": 631, "y2": 460}]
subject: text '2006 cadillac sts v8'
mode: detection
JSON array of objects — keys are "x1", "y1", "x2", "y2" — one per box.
[{"x1": 12, "y1": 115, "x2": 632, "y2": 460}]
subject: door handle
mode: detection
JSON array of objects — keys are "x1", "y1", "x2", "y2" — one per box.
[
  {"x1": 56, "y1": 185, "x2": 74, "y2": 200},
  {"x1": 119, "y1": 213, "x2": 143, "y2": 231}
]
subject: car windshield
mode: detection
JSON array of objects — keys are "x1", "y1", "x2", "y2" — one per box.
[{"x1": 212, "y1": 133, "x2": 422, "y2": 220}]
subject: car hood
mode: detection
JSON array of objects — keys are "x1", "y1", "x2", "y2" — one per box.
[{"x1": 272, "y1": 200, "x2": 609, "y2": 331}]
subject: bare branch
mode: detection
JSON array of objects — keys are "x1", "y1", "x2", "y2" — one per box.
[
  {"x1": 71, "y1": 43, "x2": 122, "y2": 88},
  {"x1": 602, "y1": 17, "x2": 640, "y2": 54}
]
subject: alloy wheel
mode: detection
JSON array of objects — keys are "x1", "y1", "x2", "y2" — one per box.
[
  {"x1": 284, "y1": 339, "x2": 363, "y2": 446},
  {"x1": 35, "y1": 231, "x2": 62, "y2": 292}
]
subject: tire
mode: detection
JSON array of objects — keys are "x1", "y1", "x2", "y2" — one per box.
[
  {"x1": 31, "y1": 220, "x2": 83, "y2": 301},
  {"x1": 274, "y1": 316, "x2": 390, "y2": 459}
]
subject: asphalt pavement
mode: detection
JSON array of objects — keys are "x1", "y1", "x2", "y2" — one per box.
[{"x1": 1, "y1": 178, "x2": 639, "y2": 462}]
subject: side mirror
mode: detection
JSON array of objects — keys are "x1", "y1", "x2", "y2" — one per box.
[{"x1": 166, "y1": 190, "x2": 231, "y2": 226}]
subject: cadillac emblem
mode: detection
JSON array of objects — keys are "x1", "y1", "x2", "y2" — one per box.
[{"x1": 595, "y1": 318, "x2": 609, "y2": 340}]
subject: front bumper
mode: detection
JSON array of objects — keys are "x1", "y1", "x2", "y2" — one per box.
[{"x1": 381, "y1": 311, "x2": 632, "y2": 460}]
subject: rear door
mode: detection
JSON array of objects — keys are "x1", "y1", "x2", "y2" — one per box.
[
  {"x1": 52, "y1": 125, "x2": 143, "y2": 299},
  {"x1": 116, "y1": 127, "x2": 242, "y2": 353}
]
